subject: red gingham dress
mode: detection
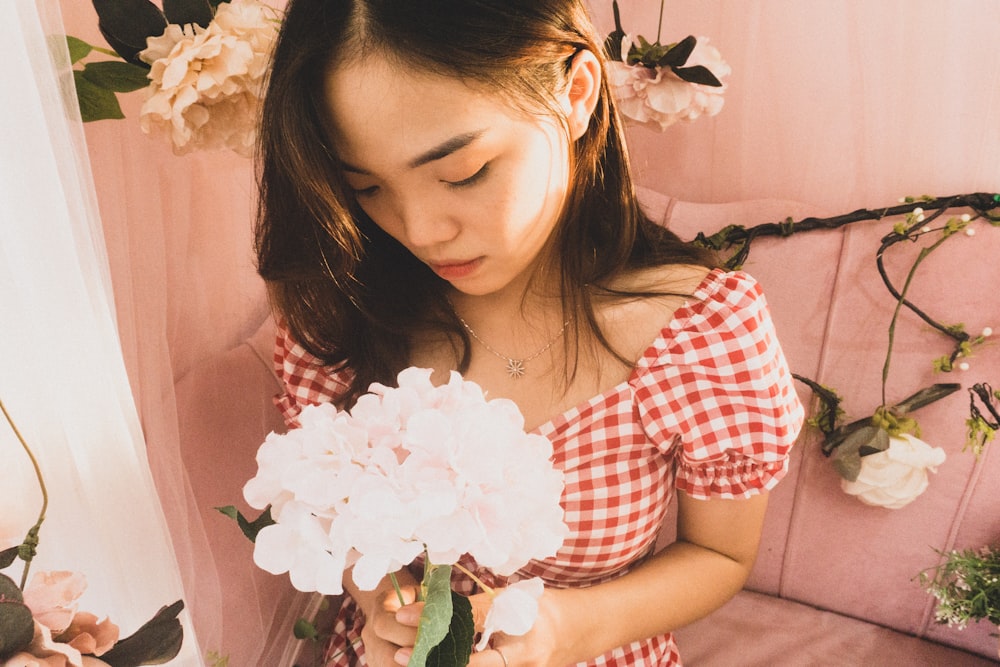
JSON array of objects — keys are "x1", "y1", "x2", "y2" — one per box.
[{"x1": 272, "y1": 269, "x2": 804, "y2": 666}]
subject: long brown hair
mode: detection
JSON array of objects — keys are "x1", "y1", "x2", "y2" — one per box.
[{"x1": 255, "y1": 0, "x2": 714, "y2": 405}]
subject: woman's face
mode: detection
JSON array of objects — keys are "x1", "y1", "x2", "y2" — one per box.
[{"x1": 324, "y1": 55, "x2": 571, "y2": 297}]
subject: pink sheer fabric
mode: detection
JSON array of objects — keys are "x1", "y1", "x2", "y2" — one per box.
[
  {"x1": 593, "y1": 0, "x2": 1000, "y2": 211},
  {"x1": 52, "y1": 0, "x2": 998, "y2": 663}
]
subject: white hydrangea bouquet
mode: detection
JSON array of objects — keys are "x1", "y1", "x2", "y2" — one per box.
[{"x1": 229, "y1": 368, "x2": 568, "y2": 666}]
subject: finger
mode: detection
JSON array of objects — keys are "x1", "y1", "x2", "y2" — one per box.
[
  {"x1": 369, "y1": 606, "x2": 419, "y2": 647},
  {"x1": 382, "y1": 584, "x2": 420, "y2": 612},
  {"x1": 395, "y1": 601, "x2": 424, "y2": 626},
  {"x1": 394, "y1": 647, "x2": 412, "y2": 666},
  {"x1": 468, "y1": 591, "x2": 492, "y2": 631},
  {"x1": 468, "y1": 647, "x2": 510, "y2": 667}
]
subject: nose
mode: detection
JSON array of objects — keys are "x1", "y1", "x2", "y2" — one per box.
[{"x1": 395, "y1": 195, "x2": 459, "y2": 249}]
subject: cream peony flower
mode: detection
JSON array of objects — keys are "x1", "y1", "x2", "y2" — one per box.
[
  {"x1": 841, "y1": 433, "x2": 947, "y2": 509},
  {"x1": 607, "y1": 34, "x2": 730, "y2": 131},
  {"x1": 137, "y1": 0, "x2": 278, "y2": 156}
]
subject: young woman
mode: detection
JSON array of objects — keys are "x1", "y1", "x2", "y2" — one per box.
[{"x1": 255, "y1": 1, "x2": 804, "y2": 665}]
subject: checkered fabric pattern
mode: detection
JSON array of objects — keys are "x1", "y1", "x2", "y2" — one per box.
[{"x1": 273, "y1": 269, "x2": 804, "y2": 666}]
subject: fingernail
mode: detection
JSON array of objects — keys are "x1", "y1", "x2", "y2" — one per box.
[
  {"x1": 396, "y1": 606, "x2": 420, "y2": 625},
  {"x1": 394, "y1": 647, "x2": 412, "y2": 665}
]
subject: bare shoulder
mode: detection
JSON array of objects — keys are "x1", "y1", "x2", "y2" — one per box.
[
  {"x1": 617, "y1": 262, "x2": 712, "y2": 295},
  {"x1": 598, "y1": 263, "x2": 713, "y2": 364}
]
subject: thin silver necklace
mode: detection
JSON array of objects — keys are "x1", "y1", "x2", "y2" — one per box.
[{"x1": 452, "y1": 307, "x2": 572, "y2": 379}]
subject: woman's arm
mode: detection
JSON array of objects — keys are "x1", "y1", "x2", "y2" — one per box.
[{"x1": 467, "y1": 490, "x2": 770, "y2": 666}]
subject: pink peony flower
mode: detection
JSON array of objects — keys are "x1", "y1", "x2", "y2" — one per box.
[
  {"x1": 22, "y1": 572, "x2": 87, "y2": 635},
  {"x1": 607, "y1": 34, "x2": 730, "y2": 131}
]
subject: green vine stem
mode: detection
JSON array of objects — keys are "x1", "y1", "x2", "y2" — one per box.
[
  {"x1": 692, "y1": 192, "x2": 1000, "y2": 457},
  {"x1": 693, "y1": 192, "x2": 1000, "y2": 272},
  {"x1": 0, "y1": 398, "x2": 48, "y2": 589},
  {"x1": 879, "y1": 231, "x2": 952, "y2": 407}
]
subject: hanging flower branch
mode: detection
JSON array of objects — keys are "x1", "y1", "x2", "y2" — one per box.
[
  {"x1": 603, "y1": 0, "x2": 730, "y2": 130},
  {"x1": 0, "y1": 399, "x2": 185, "y2": 667},
  {"x1": 67, "y1": 0, "x2": 279, "y2": 156},
  {"x1": 693, "y1": 192, "x2": 1000, "y2": 508}
]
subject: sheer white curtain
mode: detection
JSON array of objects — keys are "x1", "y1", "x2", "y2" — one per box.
[{"x1": 0, "y1": 0, "x2": 198, "y2": 663}]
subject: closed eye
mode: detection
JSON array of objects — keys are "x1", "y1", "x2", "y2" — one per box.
[
  {"x1": 351, "y1": 185, "x2": 379, "y2": 198},
  {"x1": 445, "y1": 162, "x2": 490, "y2": 188}
]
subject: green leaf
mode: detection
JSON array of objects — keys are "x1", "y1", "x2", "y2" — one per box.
[
  {"x1": 73, "y1": 69, "x2": 125, "y2": 121},
  {"x1": 66, "y1": 35, "x2": 94, "y2": 64},
  {"x1": 100, "y1": 600, "x2": 184, "y2": 667},
  {"x1": 858, "y1": 425, "x2": 890, "y2": 456},
  {"x1": 671, "y1": 64, "x2": 723, "y2": 87},
  {"x1": 293, "y1": 618, "x2": 319, "y2": 640},
  {"x1": 92, "y1": 0, "x2": 167, "y2": 65},
  {"x1": 0, "y1": 600, "x2": 34, "y2": 661},
  {"x1": 81, "y1": 61, "x2": 150, "y2": 93},
  {"x1": 163, "y1": 0, "x2": 214, "y2": 29},
  {"x1": 215, "y1": 505, "x2": 275, "y2": 543},
  {"x1": 893, "y1": 383, "x2": 961, "y2": 414},
  {"x1": 0, "y1": 574, "x2": 33, "y2": 661},
  {"x1": 0, "y1": 546, "x2": 18, "y2": 569},
  {"x1": 0, "y1": 573, "x2": 24, "y2": 602},
  {"x1": 425, "y1": 592, "x2": 474, "y2": 667},
  {"x1": 659, "y1": 35, "x2": 696, "y2": 68},
  {"x1": 409, "y1": 564, "x2": 454, "y2": 667},
  {"x1": 831, "y1": 424, "x2": 881, "y2": 481}
]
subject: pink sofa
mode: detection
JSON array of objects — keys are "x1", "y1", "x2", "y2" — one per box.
[
  {"x1": 184, "y1": 193, "x2": 998, "y2": 664},
  {"x1": 640, "y1": 191, "x2": 1000, "y2": 665}
]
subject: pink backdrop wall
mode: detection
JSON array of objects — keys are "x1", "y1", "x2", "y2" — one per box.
[{"x1": 58, "y1": 0, "x2": 998, "y2": 662}]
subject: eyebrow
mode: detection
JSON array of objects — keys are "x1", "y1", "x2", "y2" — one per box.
[{"x1": 340, "y1": 130, "x2": 485, "y2": 175}]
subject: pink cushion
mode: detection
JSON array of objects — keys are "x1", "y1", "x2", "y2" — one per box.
[
  {"x1": 642, "y1": 191, "x2": 1000, "y2": 660},
  {"x1": 674, "y1": 590, "x2": 998, "y2": 666}
]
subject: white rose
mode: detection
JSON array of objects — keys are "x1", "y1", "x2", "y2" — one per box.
[{"x1": 841, "y1": 433, "x2": 946, "y2": 509}]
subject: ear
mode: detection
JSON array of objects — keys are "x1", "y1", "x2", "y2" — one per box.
[{"x1": 560, "y1": 49, "x2": 602, "y2": 141}]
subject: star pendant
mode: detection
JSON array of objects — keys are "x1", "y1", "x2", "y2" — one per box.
[{"x1": 505, "y1": 358, "x2": 526, "y2": 379}]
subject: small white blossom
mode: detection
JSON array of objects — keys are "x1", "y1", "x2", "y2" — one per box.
[
  {"x1": 958, "y1": 361, "x2": 970, "y2": 371},
  {"x1": 475, "y1": 578, "x2": 545, "y2": 651},
  {"x1": 982, "y1": 327, "x2": 993, "y2": 337}
]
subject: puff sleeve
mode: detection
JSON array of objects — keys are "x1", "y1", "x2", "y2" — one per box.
[
  {"x1": 273, "y1": 323, "x2": 354, "y2": 427},
  {"x1": 635, "y1": 270, "x2": 804, "y2": 499}
]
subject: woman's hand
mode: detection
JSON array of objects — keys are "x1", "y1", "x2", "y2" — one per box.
[
  {"x1": 464, "y1": 586, "x2": 573, "y2": 667},
  {"x1": 357, "y1": 583, "x2": 423, "y2": 667}
]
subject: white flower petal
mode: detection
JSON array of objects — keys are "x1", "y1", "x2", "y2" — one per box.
[{"x1": 475, "y1": 578, "x2": 545, "y2": 651}]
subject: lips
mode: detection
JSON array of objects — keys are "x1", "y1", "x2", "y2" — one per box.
[{"x1": 428, "y1": 257, "x2": 482, "y2": 280}]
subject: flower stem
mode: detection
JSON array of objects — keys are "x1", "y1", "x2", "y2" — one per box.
[
  {"x1": 0, "y1": 398, "x2": 47, "y2": 589},
  {"x1": 657, "y1": 0, "x2": 666, "y2": 44},
  {"x1": 389, "y1": 571, "x2": 406, "y2": 607},
  {"x1": 452, "y1": 562, "x2": 496, "y2": 596},
  {"x1": 880, "y1": 235, "x2": 949, "y2": 407}
]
